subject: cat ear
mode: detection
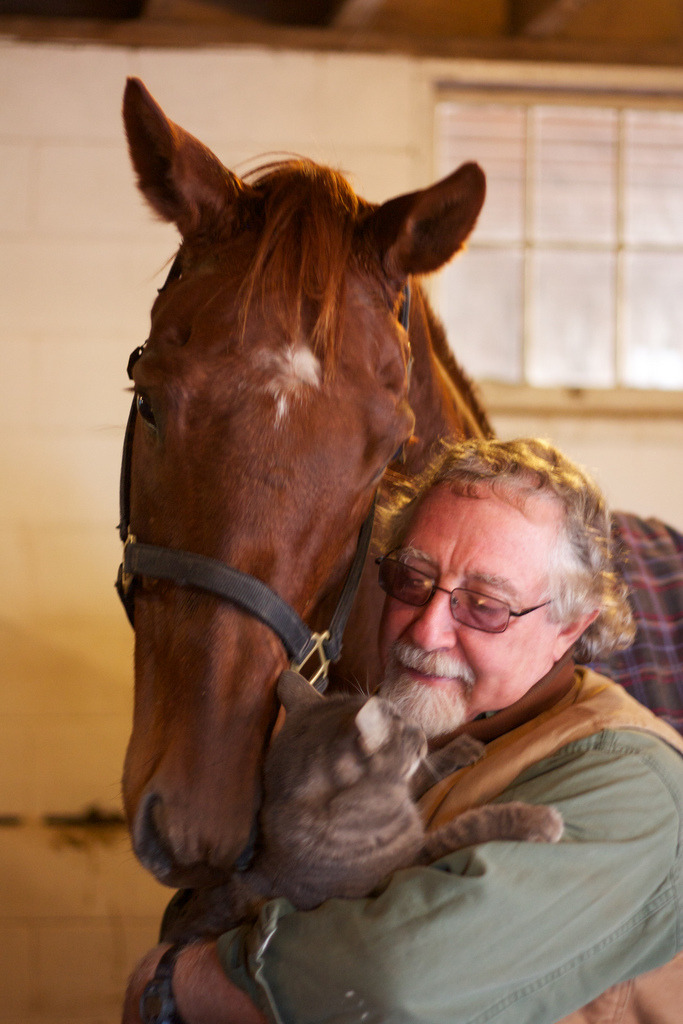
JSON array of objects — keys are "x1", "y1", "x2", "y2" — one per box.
[
  {"x1": 277, "y1": 670, "x2": 325, "y2": 711},
  {"x1": 355, "y1": 698, "x2": 391, "y2": 755}
]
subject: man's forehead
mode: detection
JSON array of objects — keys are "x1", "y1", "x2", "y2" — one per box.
[
  {"x1": 400, "y1": 483, "x2": 562, "y2": 579},
  {"x1": 410, "y1": 480, "x2": 561, "y2": 527}
]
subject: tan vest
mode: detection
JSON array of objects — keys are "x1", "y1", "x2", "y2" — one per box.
[{"x1": 418, "y1": 668, "x2": 683, "y2": 1024}]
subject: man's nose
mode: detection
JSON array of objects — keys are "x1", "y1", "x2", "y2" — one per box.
[{"x1": 406, "y1": 589, "x2": 459, "y2": 650}]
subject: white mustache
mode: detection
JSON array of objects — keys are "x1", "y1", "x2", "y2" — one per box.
[{"x1": 390, "y1": 640, "x2": 475, "y2": 685}]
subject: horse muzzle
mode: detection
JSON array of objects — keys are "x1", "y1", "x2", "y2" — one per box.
[{"x1": 131, "y1": 787, "x2": 257, "y2": 888}]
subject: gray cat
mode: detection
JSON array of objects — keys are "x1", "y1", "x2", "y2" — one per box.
[{"x1": 162, "y1": 670, "x2": 562, "y2": 941}]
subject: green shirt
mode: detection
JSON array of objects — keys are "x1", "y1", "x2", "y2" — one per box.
[{"x1": 217, "y1": 728, "x2": 683, "y2": 1023}]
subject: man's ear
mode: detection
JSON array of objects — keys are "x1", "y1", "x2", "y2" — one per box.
[{"x1": 552, "y1": 609, "x2": 600, "y2": 661}]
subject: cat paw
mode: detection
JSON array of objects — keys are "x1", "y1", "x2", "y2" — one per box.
[
  {"x1": 525, "y1": 805, "x2": 564, "y2": 843},
  {"x1": 432, "y1": 737, "x2": 485, "y2": 770},
  {"x1": 442, "y1": 734, "x2": 486, "y2": 767}
]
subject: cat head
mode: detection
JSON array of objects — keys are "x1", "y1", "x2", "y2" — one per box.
[{"x1": 266, "y1": 670, "x2": 428, "y2": 798}]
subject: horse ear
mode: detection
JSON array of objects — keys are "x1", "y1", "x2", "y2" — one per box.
[
  {"x1": 355, "y1": 697, "x2": 391, "y2": 755},
  {"x1": 277, "y1": 670, "x2": 325, "y2": 711},
  {"x1": 369, "y1": 162, "x2": 486, "y2": 281},
  {"x1": 122, "y1": 78, "x2": 249, "y2": 239}
]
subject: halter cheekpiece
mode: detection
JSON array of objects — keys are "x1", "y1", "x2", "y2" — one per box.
[{"x1": 116, "y1": 264, "x2": 411, "y2": 692}]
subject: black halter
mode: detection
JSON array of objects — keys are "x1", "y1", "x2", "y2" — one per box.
[{"x1": 115, "y1": 272, "x2": 411, "y2": 692}]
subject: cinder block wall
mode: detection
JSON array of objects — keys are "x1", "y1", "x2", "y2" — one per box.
[{"x1": 1, "y1": 38, "x2": 682, "y2": 1024}]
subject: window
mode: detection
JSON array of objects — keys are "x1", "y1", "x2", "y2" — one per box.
[{"x1": 435, "y1": 95, "x2": 683, "y2": 393}]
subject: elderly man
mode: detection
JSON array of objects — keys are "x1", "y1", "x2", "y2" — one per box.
[{"x1": 125, "y1": 438, "x2": 683, "y2": 1024}]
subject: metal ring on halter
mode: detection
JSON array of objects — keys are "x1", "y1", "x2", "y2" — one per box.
[{"x1": 290, "y1": 629, "x2": 332, "y2": 691}]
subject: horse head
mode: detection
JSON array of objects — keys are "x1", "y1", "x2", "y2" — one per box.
[{"x1": 120, "y1": 77, "x2": 486, "y2": 886}]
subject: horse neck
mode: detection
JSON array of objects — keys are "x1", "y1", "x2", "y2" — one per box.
[{"x1": 404, "y1": 284, "x2": 493, "y2": 473}]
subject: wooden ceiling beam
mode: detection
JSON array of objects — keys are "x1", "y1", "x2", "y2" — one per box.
[
  {"x1": 176, "y1": 0, "x2": 347, "y2": 27},
  {"x1": 332, "y1": 0, "x2": 386, "y2": 30},
  {"x1": 4, "y1": 3, "x2": 683, "y2": 66},
  {"x1": 509, "y1": 0, "x2": 598, "y2": 37}
]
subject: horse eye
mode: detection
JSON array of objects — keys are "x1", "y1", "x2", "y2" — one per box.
[{"x1": 136, "y1": 392, "x2": 156, "y2": 428}]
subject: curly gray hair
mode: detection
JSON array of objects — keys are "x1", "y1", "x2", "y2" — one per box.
[{"x1": 378, "y1": 437, "x2": 635, "y2": 662}]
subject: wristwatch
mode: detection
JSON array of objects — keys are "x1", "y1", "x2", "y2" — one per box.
[{"x1": 139, "y1": 943, "x2": 188, "y2": 1024}]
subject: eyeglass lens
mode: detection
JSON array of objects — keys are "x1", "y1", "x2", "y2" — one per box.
[{"x1": 377, "y1": 556, "x2": 511, "y2": 633}]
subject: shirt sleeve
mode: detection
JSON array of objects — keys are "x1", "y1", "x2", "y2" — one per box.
[{"x1": 216, "y1": 730, "x2": 683, "y2": 1024}]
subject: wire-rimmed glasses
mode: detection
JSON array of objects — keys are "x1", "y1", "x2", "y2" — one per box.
[{"x1": 376, "y1": 552, "x2": 551, "y2": 634}]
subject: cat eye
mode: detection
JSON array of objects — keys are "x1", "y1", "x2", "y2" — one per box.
[{"x1": 376, "y1": 552, "x2": 551, "y2": 634}]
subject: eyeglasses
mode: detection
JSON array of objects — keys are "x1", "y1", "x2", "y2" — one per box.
[{"x1": 376, "y1": 553, "x2": 551, "y2": 634}]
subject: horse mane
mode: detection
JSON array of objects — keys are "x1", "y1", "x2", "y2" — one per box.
[
  {"x1": 421, "y1": 295, "x2": 494, "y2": 439},
  {"x1": 229, "y1": 158, "x2": 493, "y2": 442},
  {"x1": 238, "y1": 159, "x2": 366, "y2": 373}
]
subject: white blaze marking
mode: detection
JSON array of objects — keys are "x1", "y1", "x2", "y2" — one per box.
[{"x1": 257, "y1": 344, "x2": 321, "y2": 423}]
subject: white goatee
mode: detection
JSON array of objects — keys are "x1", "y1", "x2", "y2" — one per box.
[{"x1": 378, "y1": 640, "x2": 476, "y2": 739}]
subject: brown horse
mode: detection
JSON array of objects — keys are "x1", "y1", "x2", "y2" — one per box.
[{"x1": 120, "y1": 78, "x2": 491, "y2": 888}]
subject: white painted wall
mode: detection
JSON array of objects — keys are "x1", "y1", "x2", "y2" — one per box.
[
  {"x1": 0, "y1": 38, "x2": 681, "y2": 1021},
  {"x1": 490, "y1": 412, "x2": 683, "y2": 527}
]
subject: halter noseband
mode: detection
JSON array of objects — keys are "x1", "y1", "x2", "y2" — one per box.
[{"x1": 116, "y1": 274, "x2": 411, "y2": 692}]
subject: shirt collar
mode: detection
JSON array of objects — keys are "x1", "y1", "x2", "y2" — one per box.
[{"x1": 433, "y1": 648, "x2": 577, "y2": 748}]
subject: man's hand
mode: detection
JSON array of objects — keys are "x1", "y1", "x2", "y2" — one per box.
[{"x1": 122, "y1": 941, "x2": 267, "y2": 1024}]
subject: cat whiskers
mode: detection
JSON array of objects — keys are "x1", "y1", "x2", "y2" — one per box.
[{"x1": 344, "y1": 673, "x2": 372, "y2": 698}]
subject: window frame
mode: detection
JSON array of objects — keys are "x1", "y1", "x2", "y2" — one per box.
[{"x1": 430, "y1": 66, "x2": 683, "y2": 418}]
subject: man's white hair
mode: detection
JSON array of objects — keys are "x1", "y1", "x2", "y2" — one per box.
[{"x1": 378, "y1": 437, "x2": 635, "y2": 662}]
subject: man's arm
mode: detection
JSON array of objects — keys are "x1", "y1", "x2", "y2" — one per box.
[
  {"x1": 122, "y1": 941, "x2": 267, "y2": 1024},
  {"x1": 214, "y1": 731, "x2": 683, "y2": 1024},
  {"x1": 123, "y1": 730, "x2": 683, "y2": 1024}
]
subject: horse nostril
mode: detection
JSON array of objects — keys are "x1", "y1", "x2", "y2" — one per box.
[{"x1": 135, "y1": 792, "x2": 174, "y2": 879}]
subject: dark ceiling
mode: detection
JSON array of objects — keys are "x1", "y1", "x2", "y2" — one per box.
[
  {"x1": 0, "y1": 1, "x2": 615, "y2": 32},
  {"x1": 3, "y1": 0, "x2": 683, "y2": 65}
]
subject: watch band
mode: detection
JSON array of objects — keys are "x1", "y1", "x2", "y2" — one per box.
[{"x1": 139, "y1": 943, "x2": 188, "y2": 1024}]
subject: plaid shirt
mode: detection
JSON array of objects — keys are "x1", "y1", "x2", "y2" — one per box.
[{"x1": 588, "y1": 511, "x2": 683, "y2": 736}]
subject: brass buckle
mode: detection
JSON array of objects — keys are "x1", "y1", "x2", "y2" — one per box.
[
  {"x1": 291, "y1": 630, "x2": 331, "y2": 691},
  {"x1": 120, "y1": 533, "x2": 137, "y2": 594}
]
